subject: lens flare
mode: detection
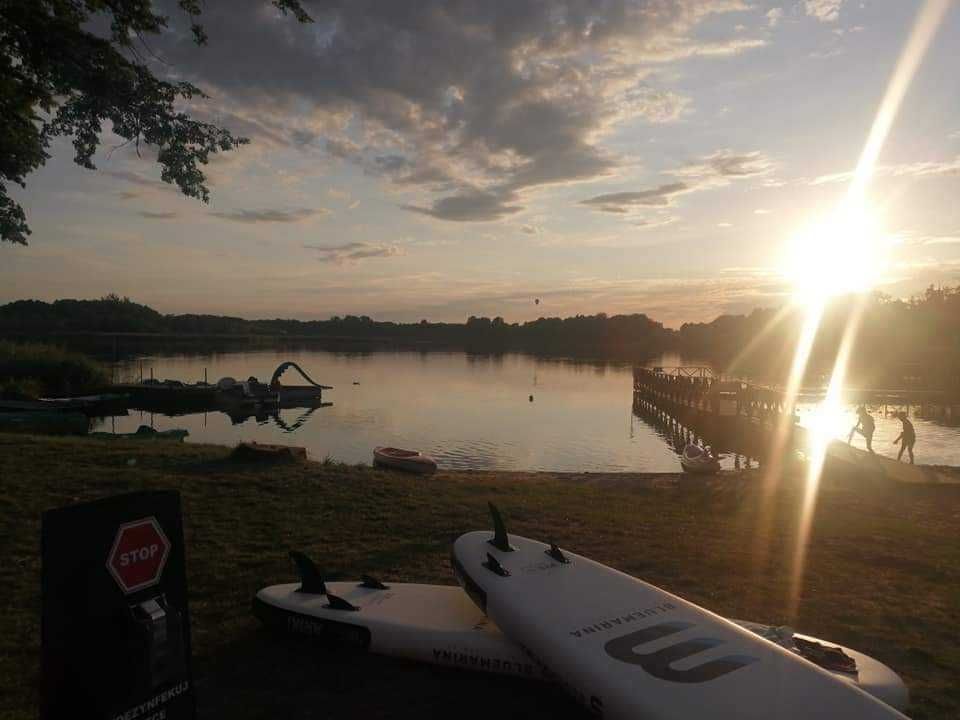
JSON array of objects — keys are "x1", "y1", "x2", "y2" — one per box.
[
  {"x1": 782, "y1": 204, "x2": 892, "y2": 306},
  {"x1": 772, "y1": 0, "x2": 952, "y2": 620}
]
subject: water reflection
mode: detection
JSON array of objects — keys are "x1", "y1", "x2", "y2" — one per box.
[{"x1": 87, "y1": 348, "x2": 960, "y2": 472}]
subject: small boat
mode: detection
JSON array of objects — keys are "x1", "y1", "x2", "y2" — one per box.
[
  {"x1": 1, "y1": 395, "x2": 129, "y2": 415},
  {"x1": 680, "y1": 443, "x2": 721, "y2": 474},
  {"x1": 41, "y1": 393, "x2": 131, "y2": 415},
  {"x1": 90, "y1": 425, "x2": 189, "y2": 441},
  {"x1": 232, "y1": 441, "x2": 307, "y2": 463},
  {"x1": 373, "y1": 446, "x2": 438, "y2": 474}
]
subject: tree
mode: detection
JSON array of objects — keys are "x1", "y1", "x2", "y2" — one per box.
[{"x1": 0, "y1": 0, "x2": 311, "y2": 245}]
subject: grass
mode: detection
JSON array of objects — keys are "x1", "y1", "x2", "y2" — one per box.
[
  {"x1": 1, "y1": 434, "x2": 958, "y2": 719},
  {"x1": 0, "y1": 340, "x2": 109, "y2": 397}
]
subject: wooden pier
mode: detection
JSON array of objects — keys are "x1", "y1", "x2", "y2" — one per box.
[
  {"x1": 633, "y1": 367, "x2": 793, "y2": 462},
  {"x1": 633, "y1": 366, "x2": 960, "y2": 484}
]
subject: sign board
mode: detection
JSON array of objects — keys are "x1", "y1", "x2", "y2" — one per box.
[
  {"x1": 41, "y1": 490, "x2": 196, "y2": 720},
  {"x1": 106, "y1": 517, "x2": 171, "y2": 594}
]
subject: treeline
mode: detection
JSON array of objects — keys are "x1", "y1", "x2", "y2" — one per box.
[
  {"x1": 2, "y1": 289, "x2": 959, "y2": 387},
  {"x1": 678, "y1": 286, "x2": 960, "y2": 388},
  {"x1": 0, "y1": 295, "x2": 675, "y2": 360}
]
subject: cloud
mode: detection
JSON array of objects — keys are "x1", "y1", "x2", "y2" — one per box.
[
  {"x1": 580, "y1": 149, "x2": 772, "y2": 214},
  {"x1": 766, "y1": 8, "x2": 784, "y2": 27},
  {"x1": 103, "y1": 169, "x2": 176, "y2": 194},
  {"x1": 717, "y1": 222, "x2": 733, "y2": 228},
  {"x1": 922, "y1": 237, "x2": 960, "y2": 246},
  {"x1": 303, "y1": 241, "x2": 403, "y2": 264},
  {"x1": 403, "y1": 190, "x2": 522, "y2": 222},
  {"x1": 810, "y1": 47, "x2": 844, "y2": 59},
  {"x1": 637, "y1": 37, "x2": 767, "y2": 62},
  {"x1": 210, "y1": 207, "x2": 329, "y2": 223},
  {"x1": 671, "y1": 150, "x2": 773, "y2": 180},
  {"x1": 620, "y1": 86, "x2": 691, "y2": 124},
  {"x1": 804, "y1": 0, "x2": 844, "y2": 23},
  {"x1": 810, "y1": 155, "x2": 960, "y2": 185},
  {"x1": 632, "y1": 216, "x2": 678, "y2": 229},
  {"x1": 754, "y1": 208, "x2": 772, "y2": 214},
  {"x1": 137, "y1": 211, "x2": 177, "y2": 220},
  {"x1": 520, "y1": 225, "x2": 540, "y2": 235},
  {"x1": 581, "y1": 183, "x2": 692, "y2": 213},
  {"x1": 325, "y1": 138, "x2": 362, "y2": 160},
  {"x1": 150, "y1": 0, "x2": 764, "y2": 223}
]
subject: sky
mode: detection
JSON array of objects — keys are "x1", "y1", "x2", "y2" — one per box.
[{"x1": 4, "y1": 0, "x2": 960, "y2": 327}]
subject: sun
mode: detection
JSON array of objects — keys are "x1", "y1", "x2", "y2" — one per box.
[{"x1": 781, "y1": 203, "x2": 893, "y2": 306}]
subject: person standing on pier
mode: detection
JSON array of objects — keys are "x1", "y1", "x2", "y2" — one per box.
[
  {"x1": 893, "y1": 411, "x2": 916, "y2": 464},
  {"x1": 848, "y1": 406, "x2": 875, "y2": 453}
]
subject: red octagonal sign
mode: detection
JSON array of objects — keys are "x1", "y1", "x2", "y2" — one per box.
[{"x1": 106, "y1": 516, "x2": 171, "y2": 594}]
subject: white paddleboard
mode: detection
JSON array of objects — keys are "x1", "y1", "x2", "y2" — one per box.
[
  {"x1": 451, "y1": 529, "x2": 909, "y2": 720},
  {"x1": 254, "y1": 580, "x2": 544, "y2": 680},
  {"x1": 254, "y1": 580, "x2": 907, "y2": 711}
]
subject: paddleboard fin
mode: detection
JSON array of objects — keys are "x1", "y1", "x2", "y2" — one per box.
[
  {"x1": 483, "y1": 552, "x2": 510, "y2": 577},
  {"x1": 324, "y1": 592, "x2": 360, "y2": 612},
  {"x1": 289, "y1": 550, "x2": 326, "y2": 595},
  {"x1": 487, "y1": 502, "x2": 513, "y2": 552},
  {"x1": 359, "y1": 574, "x2": 389, "y2": 590},
  {"x1": 545, "y1": 541, "x2": 570, "y2": 564}
]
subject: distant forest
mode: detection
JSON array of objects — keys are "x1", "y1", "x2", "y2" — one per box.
[{"x1": 1, "y1": 288, "x2": 958, "y2": 388}]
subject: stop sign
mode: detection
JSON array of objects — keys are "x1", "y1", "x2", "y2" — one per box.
[{"x1": 106, "y1": 517, "x2": 171, "y2": 594}]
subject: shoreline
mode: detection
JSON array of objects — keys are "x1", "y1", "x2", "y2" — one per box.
[{"x1": 2, "y1": 432, "x2": 958, "y2": 719}]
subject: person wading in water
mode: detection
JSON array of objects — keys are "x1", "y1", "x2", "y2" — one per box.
[
  {"x1": 848, "y1": 405, "x2": 876, "y2": 453},
  {"x1": 893, "y1": 411, "x2": 916, "y2": 464}
]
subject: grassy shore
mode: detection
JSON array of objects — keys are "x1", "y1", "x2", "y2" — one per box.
[
  {"x1": 0, "y1": 340, "x2": 109, "y2": 397},
  {"x1": 1, "y1": 434, "x2": 958, "y2": 719}
]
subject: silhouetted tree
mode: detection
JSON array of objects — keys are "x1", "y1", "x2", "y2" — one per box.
[{"x1": 0, "y1": 0, "x2": 311, "y2": 244}]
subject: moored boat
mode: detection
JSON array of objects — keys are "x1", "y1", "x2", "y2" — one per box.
[
  {"x1": 90, "y1": 425, "x2": 189, "y2": 441},
  {"x1": 680, "y1": 443, "x2": 721, "y2": 474},
  {"x1": 373, "y1": 446, "x2": 438, "y2": 474},
  {"x1": 41, "y1": 393, "x2": 130, "y2": 415}
]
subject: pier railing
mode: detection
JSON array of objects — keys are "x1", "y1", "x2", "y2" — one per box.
[{"x1": 633, "y1": 366, "x2": 959, "y2": 460}]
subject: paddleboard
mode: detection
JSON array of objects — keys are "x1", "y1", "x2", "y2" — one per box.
[
  {"x1": 254, "y1": 580, "x2": 544, "y2": 680},
  {"x1": 451, "y1": 516, "x2": 909, "y2": 720},
  {"x1": 253, "y1": 556, "x2": 907, "y2": 711}
]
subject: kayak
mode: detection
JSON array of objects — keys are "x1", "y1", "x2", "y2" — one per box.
[
  {"x1": 1, "y1": 394, "x2": 129, "y2": 415},
  {"x1": 90, "y1": 425, "x2": 188, "y2": 441},
  {"x1": 373, "y1": 446, "x2": 438, "y2": 474},
  {"x1": 680, "y1": 443, "x2": 721, "y2": 474}
]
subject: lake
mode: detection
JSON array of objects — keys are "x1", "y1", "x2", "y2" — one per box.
[{"x1": 94, "y1": 348, "x2": 960, "y2": 471}]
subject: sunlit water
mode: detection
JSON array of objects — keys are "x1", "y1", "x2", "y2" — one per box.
[
  {"x1": 795, "y1": 403, "x2": 957, "y2": 466},
  {"x1": 91, "y1": 349, "x2": 959, "y2": 472}
]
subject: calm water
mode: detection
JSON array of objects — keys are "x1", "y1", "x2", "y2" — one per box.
[{"x1": 93, "y1": 349, "x2": 960, "y2": 472}]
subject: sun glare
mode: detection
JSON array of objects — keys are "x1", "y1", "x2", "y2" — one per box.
[
  {"x1": 800, "y1": 398, "x2": 849, "y2": 450},
  {"x1": 782, "y1": 204, "x2": 891, "y2": 306}
]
